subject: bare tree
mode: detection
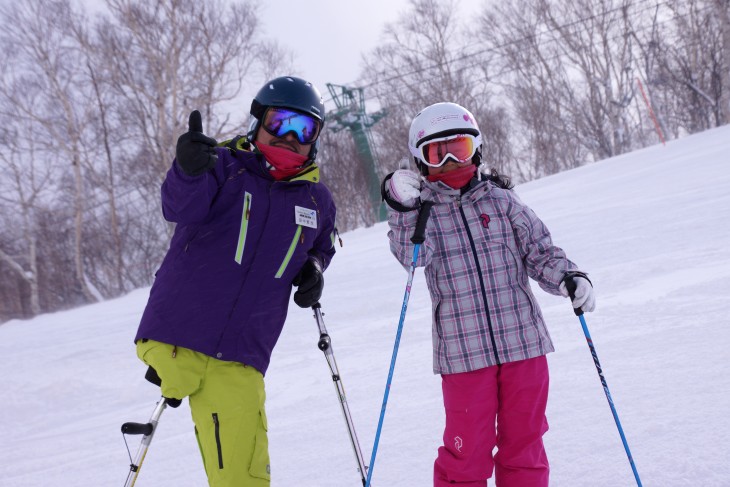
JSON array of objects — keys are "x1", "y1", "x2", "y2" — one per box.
[
  {"x1": 97, "y1": 0, "x2": 267, "y2": 180},
  {"x1": 1, "y1": 0, "x2": 100, "y2": 303},
  {"x1": 717, "y1": 0, "x2": 730, "y2": 122},
  {"x1": 0, "y1": 0, "x2": 293, "y2": 320},
  {"x1": 656, "y1": 0, "x2": 729, "y2": 131},
  {"x1": 479, "y1": 0, "x2": 587, "y2": 180},
  {"x1": 625, "y1": 3, "x2": 674, "y2": 141},
  {"x1": 359, "y1": 0, "x2": 513, "y2": 181},
  {"x1": 535, "y1": 0, "x2": 644, "y2": 159},
  {"x1": 0, "y1": 118, "x2": 49, "y2": 316},
  {"x1": 317, "y1": 128, "x2": 375, "y2": 231}
]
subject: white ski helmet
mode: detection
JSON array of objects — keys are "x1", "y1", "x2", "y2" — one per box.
[{"x1": 408, "y1": 102, "x2": 482, "y2": 174}]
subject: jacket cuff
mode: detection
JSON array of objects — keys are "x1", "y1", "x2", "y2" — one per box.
[{"x1": 561, "y1": 270, "x2": 592, "y2": 286}]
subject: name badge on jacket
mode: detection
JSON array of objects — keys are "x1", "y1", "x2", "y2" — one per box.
[{"x1": 295, "y1": 206, "x2": 317, "y2": 229}]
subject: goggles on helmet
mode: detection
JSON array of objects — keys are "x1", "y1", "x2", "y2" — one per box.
[
  {"x1": 262, "y1": 107, "x2": 321, "y2": 145},
  {"x1": 414, "y1": 133, "x2": 478, "y2": 168}
]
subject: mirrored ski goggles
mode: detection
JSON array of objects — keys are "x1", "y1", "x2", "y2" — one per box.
[
  {"x1": 262, "y1": 107, "x2": 321, "y2": 145},
  {"x1": 415, "y1": 134, "x2": 478, "y2": 167}
]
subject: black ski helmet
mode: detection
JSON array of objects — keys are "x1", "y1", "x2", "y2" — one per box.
[{"x1": 248, "y1": 76, "x2": 326, "y2": 162}]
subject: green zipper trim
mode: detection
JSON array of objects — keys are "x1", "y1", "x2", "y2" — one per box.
[
  {"x1": 275, "y1": 226, "x2": 302, "y2": 278},
  {"x1": 234, "y1": 192, "x2": 252, "y2": 264}
]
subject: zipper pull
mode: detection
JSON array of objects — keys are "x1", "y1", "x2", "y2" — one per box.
[{"x1": 172, "y1": 345, "x2": 177, "y2": 358}]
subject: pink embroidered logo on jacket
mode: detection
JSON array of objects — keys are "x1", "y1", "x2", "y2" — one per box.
[{"x1": 480, "y1": 214, "x2": 490, "y2": 228}]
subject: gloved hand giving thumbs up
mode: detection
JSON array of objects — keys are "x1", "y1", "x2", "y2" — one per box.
[{"x1": 175, "y1": 110, "x2": 219, "y2": 176}]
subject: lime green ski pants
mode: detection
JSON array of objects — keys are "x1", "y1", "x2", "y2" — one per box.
[{"x1": 136, "y1": 339, "x2": 270, "y2": 486}]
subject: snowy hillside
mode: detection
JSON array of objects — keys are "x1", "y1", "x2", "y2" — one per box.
[{"x1": 1, "y1": 125, "x2": 729, "y2": 486}]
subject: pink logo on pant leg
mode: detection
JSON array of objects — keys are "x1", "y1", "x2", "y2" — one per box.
[{"x1": 454, "y1": 436, "x2": 463, "y2": 452}]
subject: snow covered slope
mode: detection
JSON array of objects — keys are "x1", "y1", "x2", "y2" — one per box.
[{"x1": 1, "y1": 125, "x2": 729, "y2": 486}]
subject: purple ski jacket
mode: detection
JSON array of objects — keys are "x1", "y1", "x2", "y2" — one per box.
[
  {"x1": 135, "y1": 141, "x2": 336, "y2": 375},
  {"x1": 388, "y1": 176, "x2": 579, "y2": 375}
]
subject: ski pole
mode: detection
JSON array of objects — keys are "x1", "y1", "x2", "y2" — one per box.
[
  {"x1": 312, "y1": 302, "x2": 369, "y2": 485},
  {"x1": 366, "y1": 201, "x2": 433, "y2": 487},
  {"x1": 565, "y1": 279, "x2": 643, "y2": 487},
  {"x1": 122, "y1": 397, "x2": 168, "y2": 487},
  {"x1": 122, "y1": 366, "x2": 181, "y2": 487}
]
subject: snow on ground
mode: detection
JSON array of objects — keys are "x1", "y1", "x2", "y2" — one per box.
[{"x1": 1, "y1": 125, "x2": 729, "y2": 486}]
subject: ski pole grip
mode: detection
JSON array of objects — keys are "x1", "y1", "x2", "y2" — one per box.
[
  {"x1": 411, "y1": 201, "x2": 434, "y2": 244},
  {"x1": 564, "y1": 277, "x2": 583, "y2": 316},
  {"x1": 122, "y1": 422, "x2": 154, "y2": 436}
]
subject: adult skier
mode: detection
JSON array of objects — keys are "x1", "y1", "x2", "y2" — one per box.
[{"x1": 134, "y1": 76, "x2": 337, "y2": 486}]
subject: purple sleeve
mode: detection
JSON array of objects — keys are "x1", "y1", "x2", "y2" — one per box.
[
  {"x1": 310, "y1": 194, "x2": 337, "y2": 270},
  {"x1": 160, "y1": 148, "x2": 227, "y2": 224}
]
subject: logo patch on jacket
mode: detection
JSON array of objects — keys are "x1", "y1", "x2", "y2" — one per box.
[
  {"x1": 480, "y1": 214, "x2": 490, "y2": 229},
  {"x1": 295, "y1": 206, "x2": 317, "y2": 228}
]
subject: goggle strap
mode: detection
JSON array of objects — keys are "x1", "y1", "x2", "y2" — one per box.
[{"x1": 416, "y1": 128, "x2": 479, "y2": 146}]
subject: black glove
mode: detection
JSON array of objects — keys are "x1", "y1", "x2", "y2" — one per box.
[
  {"x1": 175, "y1": 110, "x2": 218, "y2": 176},
  {"x1": 292, "y1": 257, "x2": 324, "y2": 308}
]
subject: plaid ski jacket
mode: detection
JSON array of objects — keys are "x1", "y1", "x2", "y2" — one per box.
[{"x1": 387, "y1": 176, "x2": 579, "y2": 375}]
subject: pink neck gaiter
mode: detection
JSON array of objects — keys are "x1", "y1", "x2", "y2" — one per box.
[
  {"x1": 257, "y1": 142, "x2": 309, "y2": 180},
  {"x1": 426, "y1": 164, "x2": 477, "y2": 189}
]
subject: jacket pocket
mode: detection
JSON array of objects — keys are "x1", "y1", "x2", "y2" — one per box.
[
  {"x1": 135, "y1": 339, "x2": 174, "y2": 369},
  {"x1": 249, "y1": 410, "x2": 271, "y2": 480},
  {"x1": 182, "y1": 225, "x2": 202, "y2": 254},
  {"x1": 212, "y1": 413, "x2": 224, "y2": 469},
  {"x1": 234, "y1": 192, "x2": 253, "y2": 264},
  {"x1": 433, "y1": 300, "x2": 443, "y2": 338},
  {"x1": 275, "y1": 225, "x2": 303, "y2": 278}
]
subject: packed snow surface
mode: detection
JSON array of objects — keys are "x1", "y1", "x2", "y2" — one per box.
[{"x1": 2, "y1": 126, "x2": 729, "y2": 486}]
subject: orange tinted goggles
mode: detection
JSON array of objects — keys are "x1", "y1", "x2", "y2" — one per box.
[{"x1": 420, "y1": 134, "x2": 477, "y2": 167}]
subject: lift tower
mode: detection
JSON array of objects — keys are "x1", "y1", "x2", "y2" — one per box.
[{"x1": 326, "y1": 84, "x2": 387, "y2": 222}]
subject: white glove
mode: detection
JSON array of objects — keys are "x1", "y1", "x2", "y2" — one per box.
[
  {"x1": 559, "y1": 275, "x2": 596, "y2": 313},
  {"x1": 387, "y1": 169, "x2": 421, "y2": 207}
]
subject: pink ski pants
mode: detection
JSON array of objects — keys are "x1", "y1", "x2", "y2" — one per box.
[{"x1": 434, "y1": 355, "x2": 550, "y2": 487}]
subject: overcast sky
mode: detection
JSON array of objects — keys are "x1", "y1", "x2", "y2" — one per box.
[
  {"x1": 257, "y1": 0, "x2": 412, "y2": 95},
  {"x1": 256, "y1": 0, "x2": 482, "y2": 106}
]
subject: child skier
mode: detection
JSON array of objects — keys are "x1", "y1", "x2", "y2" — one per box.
[{"x1": 382, "y1": 102, "x2": 595, "y2": 487}]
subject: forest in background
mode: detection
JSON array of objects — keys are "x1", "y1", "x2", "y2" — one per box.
[{"x1": 1, "y1": 0, "x2": 728, "y2": 321}]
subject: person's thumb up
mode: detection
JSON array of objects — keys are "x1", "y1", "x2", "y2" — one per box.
[{"x1": 175, "y1": 110, "x2": 218, "y2": 176}]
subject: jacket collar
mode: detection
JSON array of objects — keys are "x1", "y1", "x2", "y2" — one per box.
[
  {"x1": 422, "y1": 172, "x2": 491, "y2": 204},
  {"x1": 219, "y1": 136, "x2": 321, "y2": 184}
]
